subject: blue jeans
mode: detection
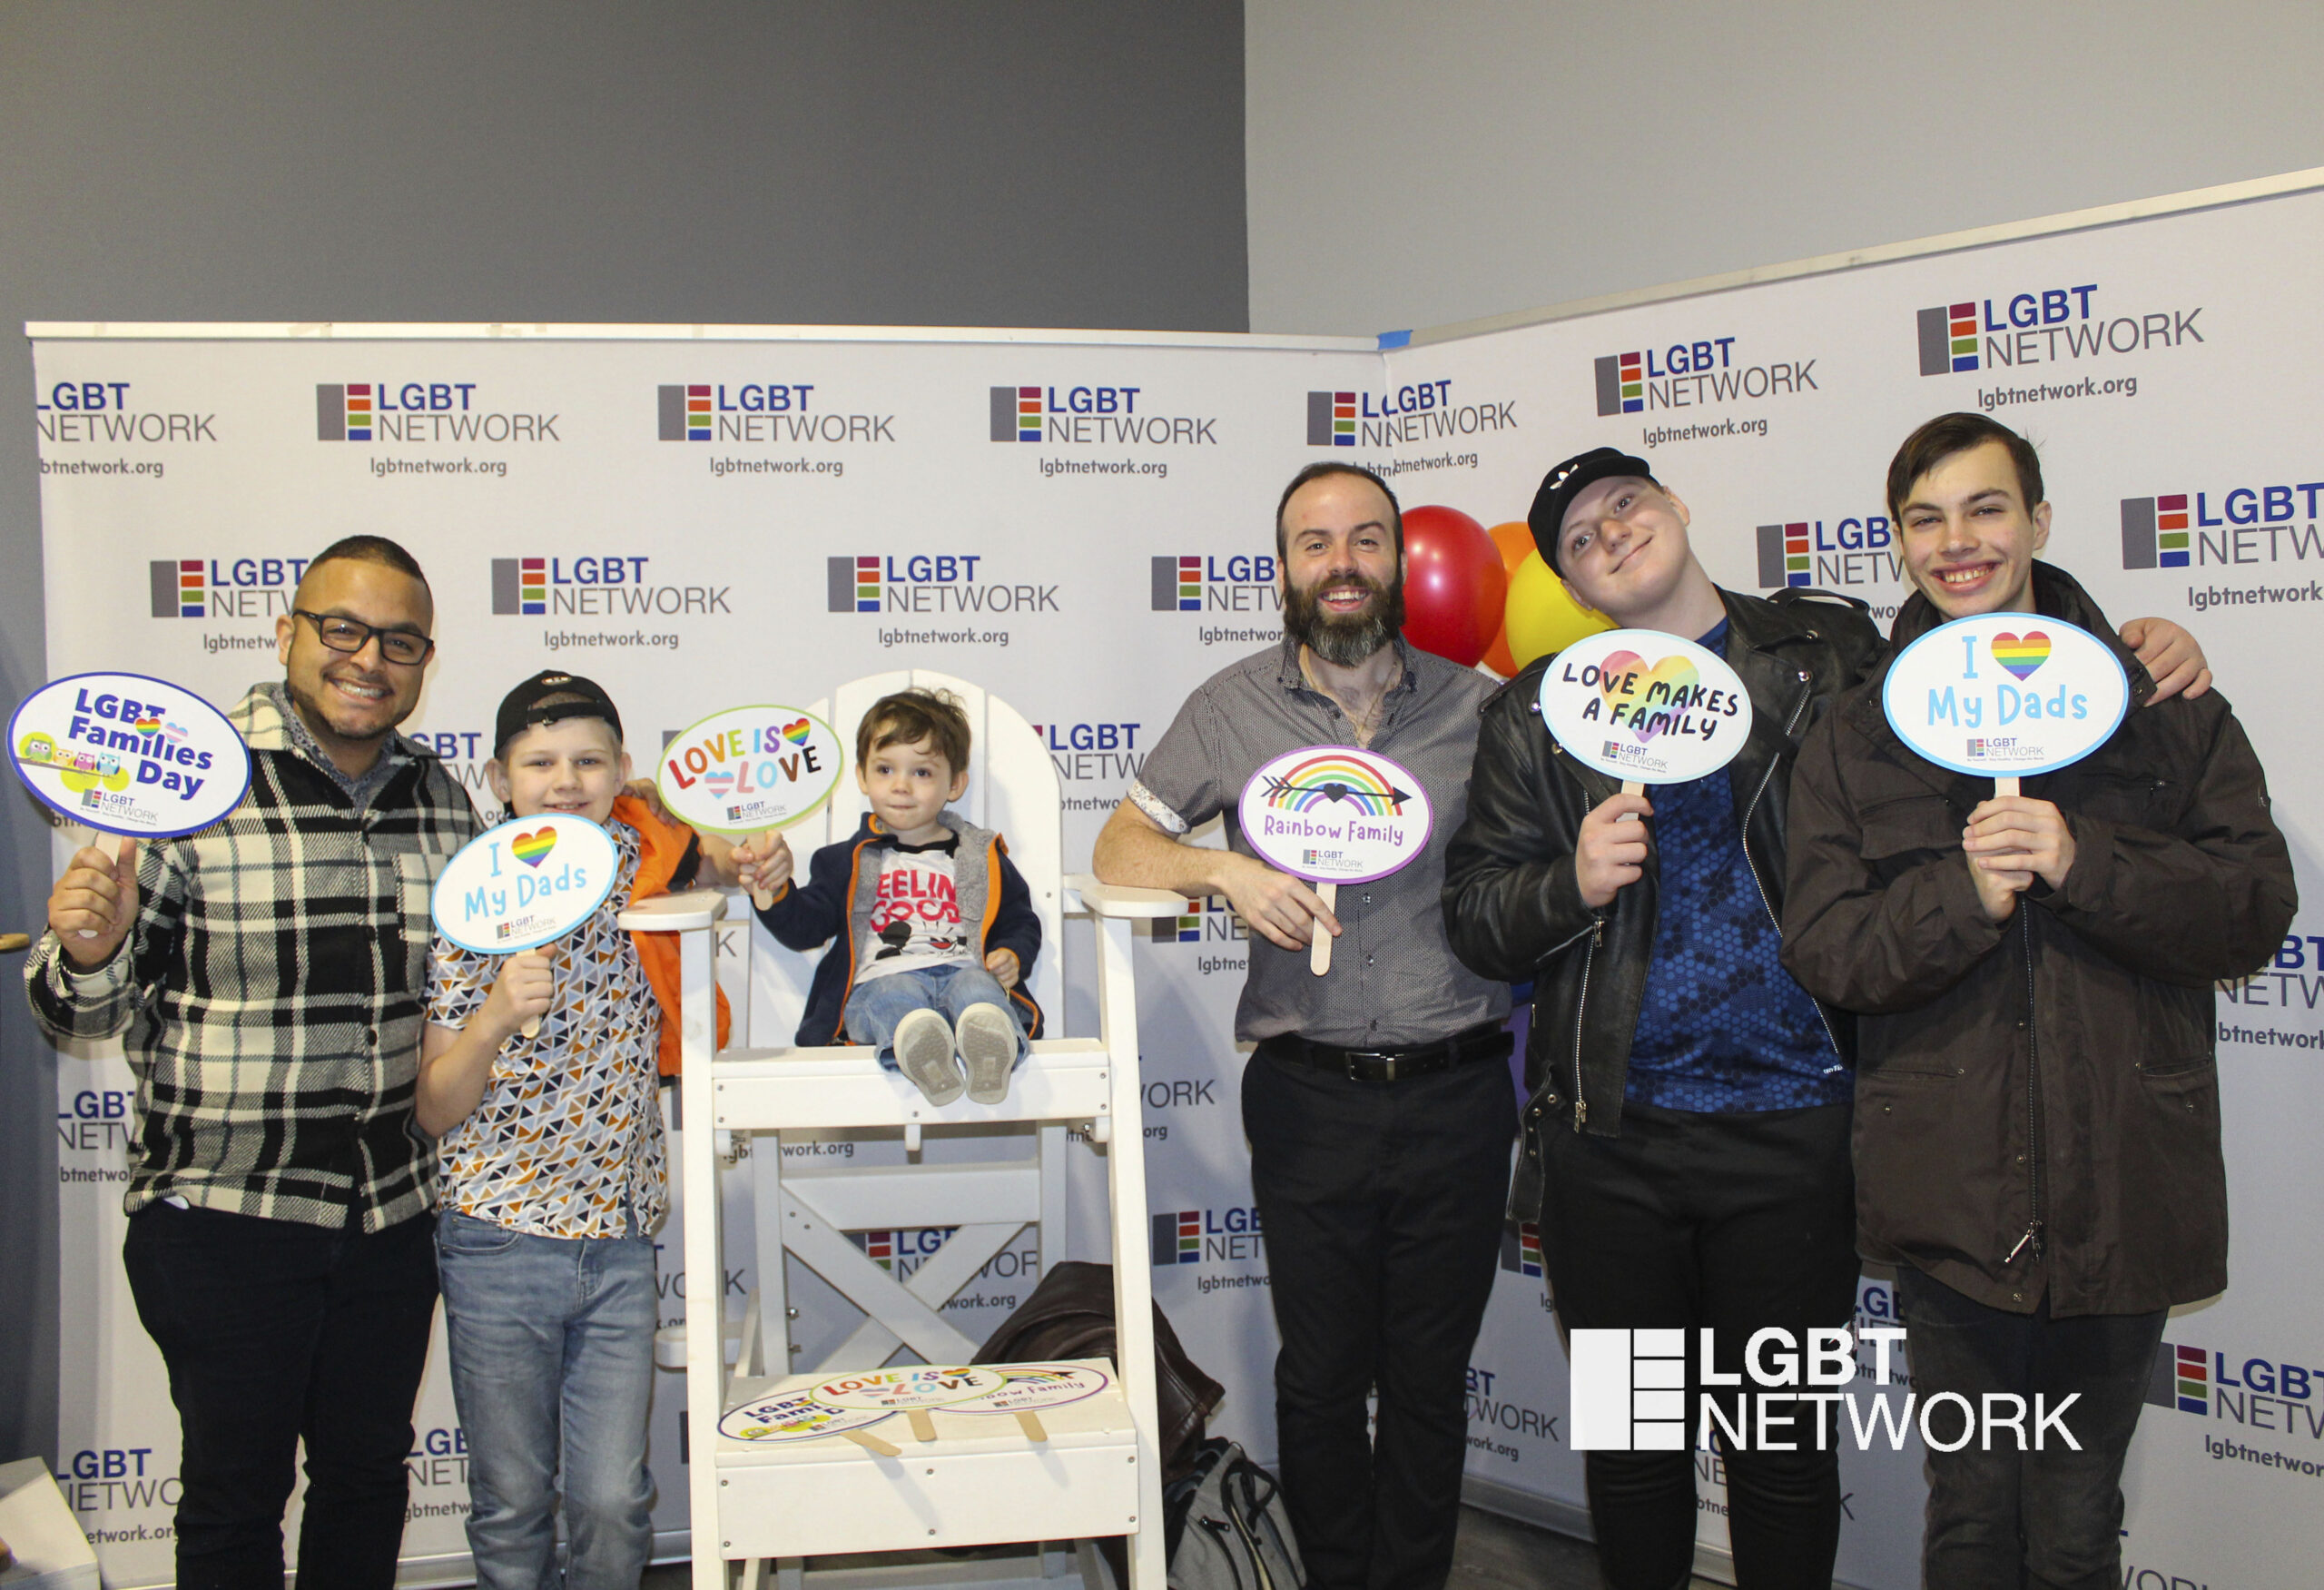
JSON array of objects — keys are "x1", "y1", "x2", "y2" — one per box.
[
  {"x1": 843, "y1": 963, "x2": 1029, "y2": 1070},
  {"x1": 1896, "y1": 1265, "x2": 2167, "y2": 1590},
  {"x1": 436, "y1": 1210, "x2": 658, "y2": 1590}
]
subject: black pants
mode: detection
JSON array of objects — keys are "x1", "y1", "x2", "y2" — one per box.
[
  {"x1": 1896, "y1": 1267, "x2": 2165, "y2": 1590},
  {"x1": 122, "y1": 1200, "x2": 438, "y2": 1590},
  {"x1": 1242, "y1": 1049, "x2": 1516, "y2": 1590},
  {"x1": 1541, "y1": 1101, "x2": 1859, "y2": 1590}
]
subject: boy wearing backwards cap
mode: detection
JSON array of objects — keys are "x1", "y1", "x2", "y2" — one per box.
[
  {"x1": 415, "y1": 670, "x2": 758, "y2": 1590},
  {"x1": 1442, "y1": 448, "x2": 2207, "y2": 1590}
]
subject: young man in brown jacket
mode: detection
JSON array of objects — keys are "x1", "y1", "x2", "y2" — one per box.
[{"x1": 1781, "y1": 413, "x2": 2296, "y2": 1590}]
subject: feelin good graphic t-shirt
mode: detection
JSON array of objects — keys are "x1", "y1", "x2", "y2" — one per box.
[{"x1": 854, "y1": 835, "x2": 970, "y2": 983}]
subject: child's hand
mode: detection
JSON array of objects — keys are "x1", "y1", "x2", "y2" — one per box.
[
  {"x1": 986, "y1": 947, "x2": 1020, "y2": 988},
  {"x1": 735, "y1": 832, "x2": 793, "y2": 897},
  {"x1": 481, "y1": 950, "x2": 555, "y2": 1041}
]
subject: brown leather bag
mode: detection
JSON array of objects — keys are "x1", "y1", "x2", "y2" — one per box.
[{"x1": 973, "y1": 1259, "x2": 1224, "y2": 1482}]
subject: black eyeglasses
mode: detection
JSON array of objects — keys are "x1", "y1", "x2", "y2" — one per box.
[{"x1": 294, "y1": 610, "x2": 436, "y2": 666}]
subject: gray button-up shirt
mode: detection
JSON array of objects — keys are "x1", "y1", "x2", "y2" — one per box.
[{"x1": 1129, "y1": 637, "x2": 1511, "y2": 1048}]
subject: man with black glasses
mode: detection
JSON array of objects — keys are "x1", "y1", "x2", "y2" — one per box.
[{"x1": 29, "y1": 536, "x2": 481, "y2": 1590}]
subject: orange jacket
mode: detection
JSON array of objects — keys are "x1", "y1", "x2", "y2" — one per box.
[{"x1": 614, "y1": 793, "x2": 733, "y2": 1076}]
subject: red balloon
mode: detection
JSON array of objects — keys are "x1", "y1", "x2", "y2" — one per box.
[{"x1": 1399, "y1": 505, "x2": 1506, "y2": 669}]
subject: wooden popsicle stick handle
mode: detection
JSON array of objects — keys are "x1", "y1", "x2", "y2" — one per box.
[
  {"x1": 1621, "y1": 779, "x2": 1644, "y2": 796},
  {"x1": 522, "y1": 956, "x2": 550, "y2": 1040},
  {"x1": 1015, "y1": 1409, "x2": 1048, "y2": 1442},
  {"x1": 1994, "y1": 776, "x2": 2022, "y2": 797},
  {"x1": 751, "y1": 886, "x2": 774, "y2": 910},
  {"x1": 908, "y1": 1407, "x2": 938, "y2": 1443},
  {"x1": 1309, "y1": 881, "x2": 1337, "y2": 976},
  {"x1": 842, "y1": 1426, "x2": 901, "y2": 1457}
]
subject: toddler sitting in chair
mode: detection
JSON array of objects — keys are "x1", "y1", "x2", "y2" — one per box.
[{"x1": 745, "y1": 687, "x2": 1042, "y2": 1104}]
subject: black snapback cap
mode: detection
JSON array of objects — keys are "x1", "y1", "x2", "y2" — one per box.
[
  {"x1": 492, "y1": 670, "x2": 624, "y2": 759},
  {"x1": 1528, "y1": 447, "x2": 1658, "y2": 575}
]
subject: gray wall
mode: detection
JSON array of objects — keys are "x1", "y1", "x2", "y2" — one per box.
[
  {"x1": 0, "y1": 0, "x2": 1248, "y2": 1466},
  {"x1": 1246, "y1": 0, "x2": 2324, "y2": 335}
]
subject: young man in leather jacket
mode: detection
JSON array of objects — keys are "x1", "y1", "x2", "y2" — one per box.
[{"x1": 1441, "y1": 445, "x2": 2210, "y2": 1590}]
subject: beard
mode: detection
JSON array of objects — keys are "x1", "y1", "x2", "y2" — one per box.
[{"x1": 1284, "y1": 568, "x2": 1404, "y2": 667}]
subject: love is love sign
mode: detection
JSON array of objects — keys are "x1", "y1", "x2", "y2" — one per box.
[
  {"x1": 1537, "y1": 628, "x2": 1754, "y2": 787},
  {"x1": 8, "y1": 672, "x2": 250, "y2": 837},
  {"x1": 430, "y1": 812, "x2": 620, "y2": 956},
  {"x1": 1238, "y1": 745, "x2": 1433, "y2": 975},
  {"x1": 655, "y1": 705, "x2": 844, "y2": 836},
  {"x1": 1882, "y1": 613, "x2": 2129, "y2": 782}
]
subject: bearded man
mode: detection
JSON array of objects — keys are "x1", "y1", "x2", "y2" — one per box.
[{"x1": 1094, "y1": 462, "x2": 1514, "y2": 1590}]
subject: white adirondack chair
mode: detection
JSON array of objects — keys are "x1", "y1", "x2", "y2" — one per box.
[{"x1": 620, "y1": 670, "x2": 1181, "y2": 1590}]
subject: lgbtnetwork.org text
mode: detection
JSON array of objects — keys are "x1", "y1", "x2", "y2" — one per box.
[
  {"x1": 369, "y1": 456, "x2": 507, "y2": 478},
  {"x1": 879, "y1": 627, "x2": 1009, "y2": 648},
  {"x1": 1039, "y1": 457, "x2": 1167, "y2": 479},
  {"x1": 2188, "y1": 580, "x2": 2324, "y2": 612},
  {"x1": 41, "y1": 457, "x2": 162, "y2": 479},
  {"x1": 1351, "y1": 451, "x2": 1481, "y2": 479},
  {"x1": 543, "y1": 629, "x2": 679, "y2": 652},
  {"x1": 1976, "y1": 374, "x2": 2138, "y2": 411},
  {"x1": 1642, "y1": 418, "x2": 1768, "y2": 449},
  {"x1": 712, "y1": 455, "x2": 842, "y2": 478}
]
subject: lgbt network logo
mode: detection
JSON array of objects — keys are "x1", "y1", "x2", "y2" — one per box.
[
  {"x1": 1146, "y1": 896, "x2": 1238, "y2": 943},
  {"x1": 828, "y1": 557, "x2": 881, "y2": 612},
  {"x1": 990, "y1": 386, "x2": 1043, "y2": 441},
  {"x1": 1305, "y1": 390, "x2": 1356, "y2": 447},
  {"x1": 1149, "y1": 1206, "x2": 1264, "y2": 1267},
  {"x1": 153, "y1": 559, "x2": 204, "y2": 617},
  {"x1": 1757, "y1": 522, "x2": 1813, "y2": 588},
  {"x1": 1593, "y1": 353, "x2": 1644, "y2": 416},
  {"x1": 490, "y1": 558, "x2": 547, "y2": 615},
  {"x1": 1498, "y1": 1220, "x2": 1543, "y2": 1279},
  {"x1": 658, "y1": 385, "x2": 713, "y2": 440},
  {"x1": 1916, "y1": 302, "x2": 1982, "y2": 375},
  {"x1": 316, "y1": 383, "x2": 376, "y2": 439},
  {"x1": 2119, "y1": 494, "x2": 2193, "y2": 569}
]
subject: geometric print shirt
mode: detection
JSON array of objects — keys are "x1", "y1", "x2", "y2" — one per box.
[
  {"x1": 25, "y1": 683, "x2": 483, "y2": 1230},
  {"x1": 426, "y1": 820, "x2": 668, "y2": 1239}
]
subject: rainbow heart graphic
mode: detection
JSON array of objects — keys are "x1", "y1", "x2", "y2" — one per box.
[
  {"x1": 1991, "y1": 631, "x2": 2051, "y2": 681},
  {"x1": 1597, "y1": 651, "x2": 1701, "y2": 743},
  {"x1": 781, "y1": 718, "x2": 812, "y2": 745},
  {"x1": 133, "y1": 716, "x2": 162, "y2": 736},
  {"x1": 511, "y1": 826, "x2": 558, "y2": 868}
]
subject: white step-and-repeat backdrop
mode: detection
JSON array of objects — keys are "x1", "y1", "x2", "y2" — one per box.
[{"x1": 33, "y1": 177, "x2": 2322, "y2": 1588}]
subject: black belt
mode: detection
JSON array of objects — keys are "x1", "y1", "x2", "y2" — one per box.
[{"x1": 1257, "y1": 1021, "x2": 1512, "y2": 1084}]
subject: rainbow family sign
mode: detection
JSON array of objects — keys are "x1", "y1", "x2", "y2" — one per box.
[
  {"x1": 1236, "y1": 746, "x2": 1433, "y2": 886},
  {"x1": 1881, "y1": 614, "x2": 2130, "y2": 778},
  {"x1": 1536, "y1": 628, "x2": 1754, "y2": 785},
  {"x1": 7, "y1": 672, "x2": 250, "y2": 837},
  {"x1": 429, "y1": 811, "x2": 620, "y2": 955}
]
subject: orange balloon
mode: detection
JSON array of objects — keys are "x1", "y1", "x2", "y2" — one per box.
[{"x1": 1480, "y1": 521, "x2": 1537, "y2": 676}]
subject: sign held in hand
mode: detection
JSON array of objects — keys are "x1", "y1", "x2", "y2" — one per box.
[
  {"x1": 431, "y1": 814, "x2": 621, "y2": 1038},
  {"x1": 8, "y1": 672, "x2": 250, "y2": 839},
  {"x1": 1536, "y1": 629, "x2": 1754, "y2": 794},
  {"x1": 1882, "y1": 614, "x2": 2130, "y2": 793},
  {"x1": 1237, "y1": 746, "x2": 1433, "y2": 975},
  {"x1": 655, "y1": 705, "x2": 846, "y2": 906}
]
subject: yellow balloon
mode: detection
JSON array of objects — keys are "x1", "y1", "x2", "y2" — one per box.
[{"x1": 1502, "y1": 551, "x2": 1613, "y2": 670}]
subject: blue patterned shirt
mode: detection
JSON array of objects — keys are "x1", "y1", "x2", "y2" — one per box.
[{"x1": 1625, "y1": 622, "x2": 1846, "y2": 1112}]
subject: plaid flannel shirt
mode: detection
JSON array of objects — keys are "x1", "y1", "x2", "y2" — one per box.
[{"x1": 25, "y1": 684, "x2": 482, "y2": 1229}]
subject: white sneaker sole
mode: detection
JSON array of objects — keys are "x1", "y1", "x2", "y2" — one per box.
[
  {"x1": 956, "y1": 1003, "x2": 1019, "y2": 1105},
  {"x1": 893, "y1": 1009, "x2": 964, "y2": 1105}
]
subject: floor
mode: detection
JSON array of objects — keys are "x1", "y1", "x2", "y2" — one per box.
[{"x1": 641, "y1": 1506, "x2": 1725, "y2": 1588}]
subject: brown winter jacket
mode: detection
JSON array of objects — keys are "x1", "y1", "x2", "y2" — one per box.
[{"x1": 1780, "y1": 563, "x2": 2296, "y2": 1317}]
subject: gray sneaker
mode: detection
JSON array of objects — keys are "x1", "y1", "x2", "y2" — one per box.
[
  {"x1": 956, "y1": 1002, "x2": 1020, "y2": 1106},
  {"x1": 892, "y1": 1008, "x2": 964, "y2": 1105}
]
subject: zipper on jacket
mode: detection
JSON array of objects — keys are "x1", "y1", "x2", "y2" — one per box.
[
  {"x1": 1737, "y1": 672, "x2": 1845, "y2": 1060},
  {"x1": 1571, "y1": 916, "x2": 1601, "y2": 1129},
  {"x1": 2006, "y1": 906, "x2": 2045, "y2": 1268}
]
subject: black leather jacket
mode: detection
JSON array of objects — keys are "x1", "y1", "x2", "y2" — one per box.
[{"x1": 1443, "y1": 588, "x2": 1886, "y2": 1220}]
